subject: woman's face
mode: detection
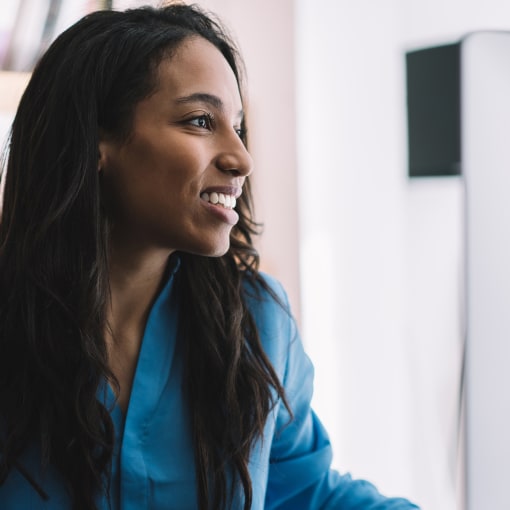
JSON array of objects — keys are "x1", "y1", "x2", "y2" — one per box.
[{"x1": 99, "y1": 36, "x2": 252, "y2": 258}]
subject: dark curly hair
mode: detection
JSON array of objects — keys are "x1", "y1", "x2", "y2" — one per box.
[{"x1": 0, "y1": 4, "x2": 288, "y2": 510}]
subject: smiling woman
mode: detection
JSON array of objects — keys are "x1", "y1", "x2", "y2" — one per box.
[
  {"x1": 99, "y1": 36, "x2": 251, "y2": 261},
  {"x1": 0, "y1": 4, "x2": 420, "y2": 510}
]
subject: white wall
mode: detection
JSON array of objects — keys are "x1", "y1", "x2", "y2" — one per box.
[
  {"x1": 296, "y1": 1, "x2": 510, "y2": 510},
  {"x1": 296, "y1": 0, "x2": 420, "y2": 503}
]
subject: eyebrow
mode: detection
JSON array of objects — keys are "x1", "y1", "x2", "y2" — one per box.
[{"x1": 174, "y1": 93, "x2": 244, "y2": 119}]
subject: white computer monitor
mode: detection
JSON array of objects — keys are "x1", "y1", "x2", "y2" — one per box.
[{"x1": 463, "y1": 30, "x2": 510, "y2": 510}]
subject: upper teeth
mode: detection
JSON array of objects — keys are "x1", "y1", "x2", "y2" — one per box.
[{"x1": 201, "y1": 192, "x2": 237, "y2": 209}]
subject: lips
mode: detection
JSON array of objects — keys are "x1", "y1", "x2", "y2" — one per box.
[{"x1": 199, "y1": 186, "x2": 242, "y2": 225}]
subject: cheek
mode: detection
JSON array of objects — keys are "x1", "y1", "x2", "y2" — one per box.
[
  {"x1": 103, "y1": 161, "x2": 201, "y2": 227},
  {"x1": 133, "y1": 143, "x2": 207, "y2": 194},
  {"x1": 101, "y1": 132, "x2": 211, "y2": 227}
]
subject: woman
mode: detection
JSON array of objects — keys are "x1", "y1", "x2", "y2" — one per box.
[{"x1": 0, "y1": 4, "x2": 420, "y2": 510}]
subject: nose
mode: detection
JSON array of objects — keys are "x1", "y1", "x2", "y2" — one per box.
[{"x1": 215, "y1": 130, "x2": 253, "y2": 177}]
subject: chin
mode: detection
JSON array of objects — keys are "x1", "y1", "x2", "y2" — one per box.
[
  {"x1": 184, "y1": 239, "x2": 231, "y2": 258},
  {"x1": 204, "y1": 243, "x2": 231, "y2": 258}
]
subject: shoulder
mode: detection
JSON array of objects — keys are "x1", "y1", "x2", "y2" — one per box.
[
  {"x1": 242, "y1": 271, "x2": 292, "y2": 329},
  {"x1": 242, "y1": 272, "x2": 298, "y2": 377},
  {"x1": 242, "y1": 271, "x2": 297, "y2": 311}
]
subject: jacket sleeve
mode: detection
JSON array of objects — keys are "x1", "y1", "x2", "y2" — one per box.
[{"x1": 264, "y1": 285, "x2": 421, "y2": 510}]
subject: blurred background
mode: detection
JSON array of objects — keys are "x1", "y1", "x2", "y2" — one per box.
[{"x1": 2, "y1": 1, "x2": 510, "y2": 509}]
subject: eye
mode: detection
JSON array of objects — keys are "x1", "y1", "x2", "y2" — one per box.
[
  {"x1": 235, "y1": 127, "x2": 247, "y2": 141},
  {"x1": 187, "y1": 113, "x2": 214, "y2": 130}
]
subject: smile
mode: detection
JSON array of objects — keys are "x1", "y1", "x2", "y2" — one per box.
[{"x1": 200, "y1": 192, "x2": 237, "y2": 209}]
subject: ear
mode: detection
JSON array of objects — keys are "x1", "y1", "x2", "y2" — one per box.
[
  {"x1": 98, "y1": 128, "x2": 116, "y2": 173},
  {"x1": 98, "y1": 140, "x2": 108, "y2": 173}
]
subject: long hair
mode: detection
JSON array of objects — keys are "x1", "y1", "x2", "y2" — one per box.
[{"x1": 0, "y1": 5, "x2": 288, "y2": 510}]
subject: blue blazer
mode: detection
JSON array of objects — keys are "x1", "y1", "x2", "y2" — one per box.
[{"x1": 0, "y1": 262, "x2": 420, "y2": 509}]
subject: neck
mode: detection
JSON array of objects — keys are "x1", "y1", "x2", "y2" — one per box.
[
  {"x1": 104, "y1": 241, "x2": 174, "y2": 412},
  {"x1": 106, "y1": 241, "x2": 173, "y2": 350}
]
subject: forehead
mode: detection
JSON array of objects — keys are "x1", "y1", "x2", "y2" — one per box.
[{"x1": 154, "y1": 36, "x2": 242, "y2": 112}]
